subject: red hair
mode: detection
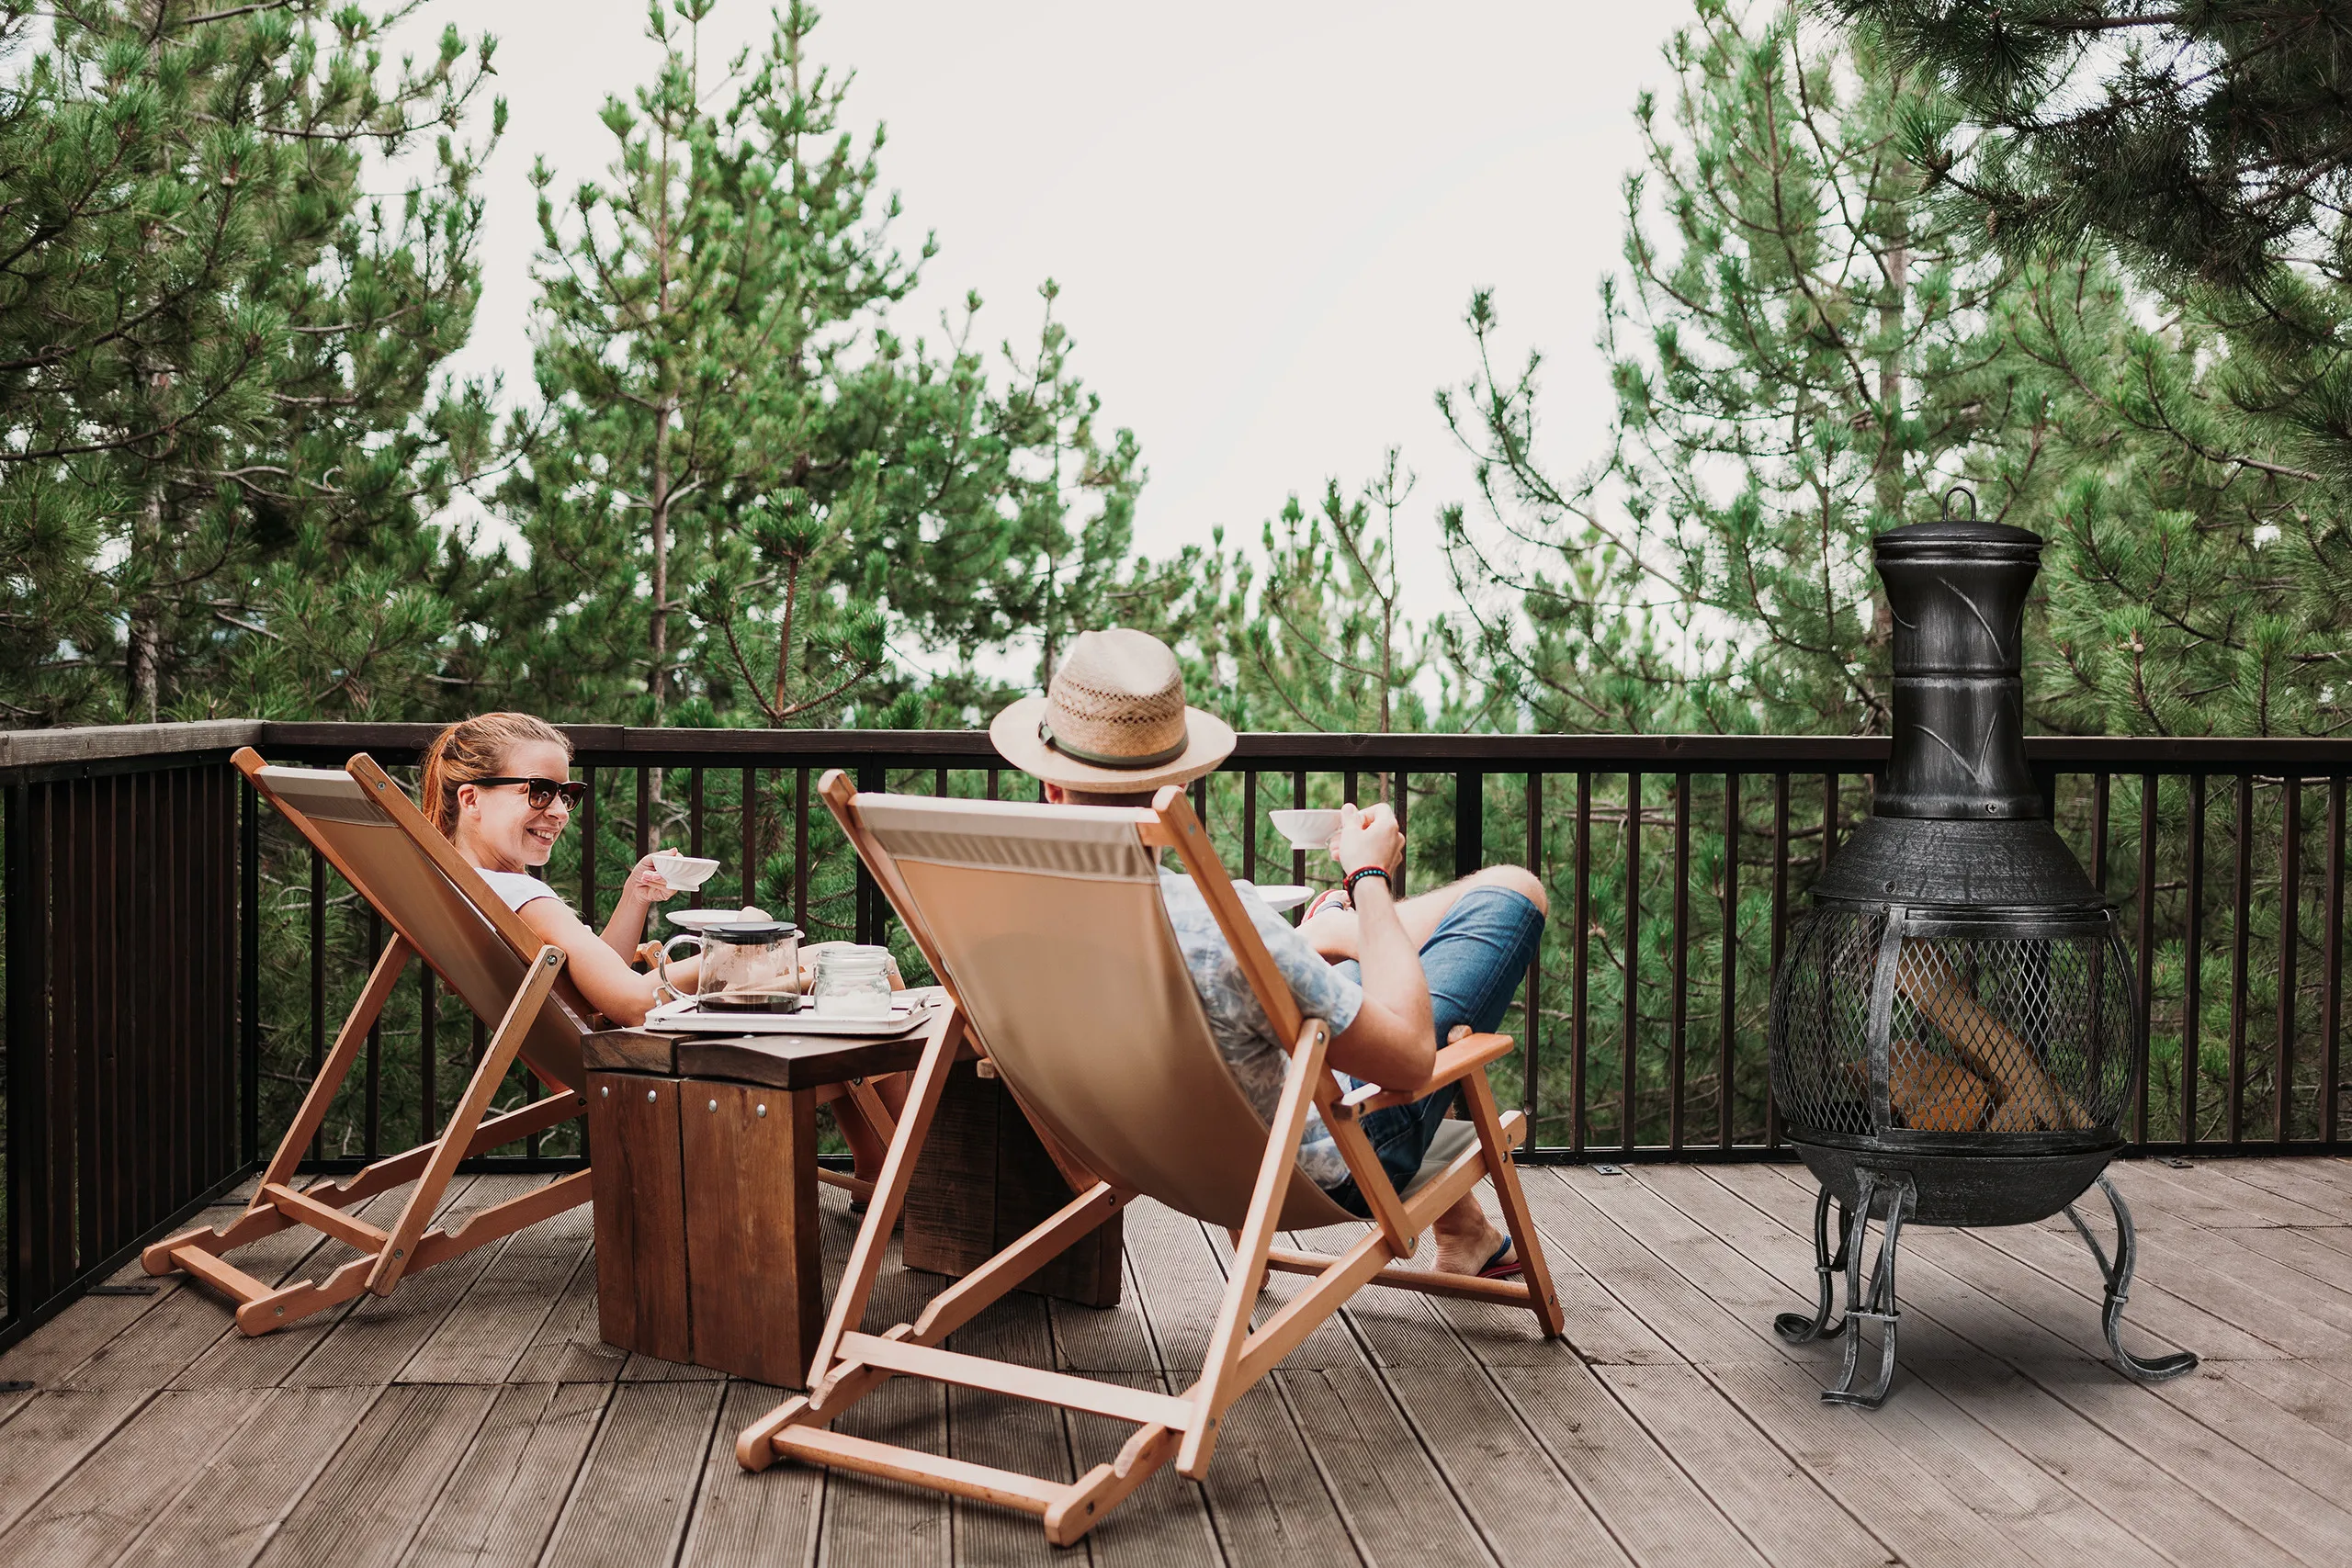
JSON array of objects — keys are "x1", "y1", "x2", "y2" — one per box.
[{"x1": 417, "y1": 712, "x2": 571, "y2": 838}]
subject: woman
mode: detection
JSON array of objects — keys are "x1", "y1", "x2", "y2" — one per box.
[{"x1": 420, "y1": 712, "x2": 685, "y2": 1027}]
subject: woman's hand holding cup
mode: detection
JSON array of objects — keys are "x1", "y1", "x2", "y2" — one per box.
[{"x1": 623, "y1": 850, "x2": 680, "y2": 905}]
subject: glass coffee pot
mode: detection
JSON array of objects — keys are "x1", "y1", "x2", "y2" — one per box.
[{"x1": 660, "y1": 912, "x2": 802, "y2": 1011}]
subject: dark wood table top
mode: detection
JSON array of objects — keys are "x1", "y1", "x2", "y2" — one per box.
[{"x1": 584, "y1": 987, "x2": 946, "y2": 1089}]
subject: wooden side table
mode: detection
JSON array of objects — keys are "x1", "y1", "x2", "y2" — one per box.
[{"x1": 583, "y1": 995, "x2": 941, "y2": 1387}]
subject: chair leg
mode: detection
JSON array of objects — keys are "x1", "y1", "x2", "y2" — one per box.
[
  {"x1": 1463, "y1": 1072, "x2": 1564, "y2": 1337},
  {"x1": 142, "y1": 937, "x2": 412, "y2": 1277},
  {"x1": 1178, "y1": 1018, "x2": 1332, "y2": 1479},
  {"x1": 368, "y1": 946, "x2": 566, "y2": 1296}
]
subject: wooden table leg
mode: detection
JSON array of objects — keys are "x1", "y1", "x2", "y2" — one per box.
[
  {"x1": 589, "y1": 1073, "x2": 692, "y2": 1364},
  {"x1": 683, "y1": 1080, "x2": 821, "y2": 1386}
]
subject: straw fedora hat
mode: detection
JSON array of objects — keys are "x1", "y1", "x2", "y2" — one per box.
[{"x1": 990, "y1": 628, "x2": 1237, "y2": 793}]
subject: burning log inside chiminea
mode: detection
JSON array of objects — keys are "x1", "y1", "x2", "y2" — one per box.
[{"x1": 1765, "y1": 490, "x2": 2197, "y2": 1408}]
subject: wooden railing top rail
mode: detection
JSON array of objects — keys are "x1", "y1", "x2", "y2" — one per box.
[{"x1": 6, "y1": 720, "x2": 2352, "y2": 774}]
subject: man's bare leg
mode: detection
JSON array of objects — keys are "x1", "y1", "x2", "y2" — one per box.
[{"x1": 1305, "y1": 864, "x2": 1547, "y2": 962}]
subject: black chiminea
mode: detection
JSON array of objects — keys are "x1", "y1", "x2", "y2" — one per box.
[{"x1": 1766, "y1": 492, "x2": 2199, "y2": 1407}]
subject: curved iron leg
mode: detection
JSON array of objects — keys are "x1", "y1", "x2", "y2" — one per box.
[
  {"x1": 2064, "y1": 1174, "x2": 2198, "y2": 1382},
  {"x1": 1823, "y1": 1170, "x2": 1907, "y2": 1409},
  {"x1": 1776, "y1": 1184, "x2": 1852, "y2": 1344}
]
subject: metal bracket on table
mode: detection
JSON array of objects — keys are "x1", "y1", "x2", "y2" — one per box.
[{"x1": 2063, "y1": 1173, "x2": 2199, "y2": 1383}]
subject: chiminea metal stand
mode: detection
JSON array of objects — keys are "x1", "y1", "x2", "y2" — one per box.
[{"x1": 1765, "y1": 491, "x2": 2199, "y2": 1408}]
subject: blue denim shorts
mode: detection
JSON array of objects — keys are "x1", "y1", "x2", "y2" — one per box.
[{"x1": 1320, "y1": 885, "x2": 1544, "y2": 1218}]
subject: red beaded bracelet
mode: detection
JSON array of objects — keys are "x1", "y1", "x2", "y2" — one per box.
[{"x1": 1342, "y1": 865, "x2": 1391, "y2": 900}]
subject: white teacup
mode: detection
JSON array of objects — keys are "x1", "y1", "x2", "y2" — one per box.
[
  {"x1": 1268, "y1": 808, "x2": 1345, "y2": 852},
  {"x1": 652, "y1": 852, "x2": 720, "y2": 891}
]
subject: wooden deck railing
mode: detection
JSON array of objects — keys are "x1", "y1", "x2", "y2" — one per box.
[{"x1": 5, "y1": 720, "x2": 2350, "y2": 1347}]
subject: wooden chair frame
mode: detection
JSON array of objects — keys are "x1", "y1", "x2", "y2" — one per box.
[
  {"x1": 141, "y1": 750, "x2": 596, "y2": 1334},
  {"x1": 736, "y1": 772, "x2": 1564, "y2": 1545}
]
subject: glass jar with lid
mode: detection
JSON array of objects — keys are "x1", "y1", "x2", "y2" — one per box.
[{"x1": 809, "y1": 945, "x2": 896, "y2": 1019}]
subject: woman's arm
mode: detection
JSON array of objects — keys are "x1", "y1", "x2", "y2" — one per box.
[
  {"x1": 599, "y1": 852, "x2": 678, "y2": 964},
  {"x1": 518, "y1": 897, "x2": 664, "y2": 1027}
]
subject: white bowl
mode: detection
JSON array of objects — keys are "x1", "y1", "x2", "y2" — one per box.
[
  {"x1": 1268, "y1": 807, "x2": 1345, "y2": 852},
  {"x1": 653, "y1": 852, "x2": 720, "y2": 891}
]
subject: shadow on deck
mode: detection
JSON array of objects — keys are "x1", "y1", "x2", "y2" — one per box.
[{"x1": 4, "y1": 1158, "x2": 2350, "y2": 1567}]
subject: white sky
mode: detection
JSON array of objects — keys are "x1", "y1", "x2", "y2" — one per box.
[{"x1": 409, "y1": 1, "x2": 1688, "y2": 638}]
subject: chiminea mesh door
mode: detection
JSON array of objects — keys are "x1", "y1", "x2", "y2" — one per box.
[{"x1": 1770, "y1": 906, "x2": 2135, "y2": 1145}]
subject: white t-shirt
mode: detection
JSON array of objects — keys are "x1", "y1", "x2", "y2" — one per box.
[{"x1": 476, "y1": 868, "x2": 561, "y2": 912}]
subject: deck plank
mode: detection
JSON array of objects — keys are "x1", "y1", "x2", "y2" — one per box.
[
  {"x1": 92, "y1": 1386, "x2": 370, "y2": 1568},
  {"x1": 399, "y1": 1382, "x2": 610, "y2": 1568},
  {"x1": 249, "y1": 1382, "x2": 500, "y2": 1568},
  {"x1": 400, "y1": 1201, "x2": 594, "y2": 1385},
  {"x1": 537, "y1": 1380, "x2": 723, "y2": 1568},
  {"x1": 676, "y1": 1382, "x2": 821, "y2": 1568},
  {"x1": 1117, "y1": 1201, "x2": 1354, "y2": 1568},
  {"x1": 1283, "y1": 1223, "x2": 1637, "y2": 1568}
]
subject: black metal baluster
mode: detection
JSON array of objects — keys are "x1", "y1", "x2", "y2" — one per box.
[
  {"x1": 1670, "y1": 772, "x2": 1690, "y2": 1151},
  {"x1": 635, "y1": 765, "x2": 650, "y2": 858},
  {"x1": 241, "y1": 776, "x2": 260, "y2": 1166},
  {"x1": 2324, "y1": 778, "x2": 2346, "y2": 1147},
  {"x1": 855, "y1": 764, "x2": 882, "y2": 943},
  {"x1": 310, "y1": 844, "x2": 325, "y2": 1162},
  {"x1": 689, "y1": 767, "x2": 704, "y2": 858},
  {"x1": 1456, "y1": 770, "x2": 1484, "y2": 879},
  {"x1": 795, "y1": 768, "x2": 811, "y2": 931},
  {"x1": 1720, "y1": 772, "x2": 1739, "y2": 1150},
  {"x1": 2135, "y1": 773, "x2": 2158, "y2": 1147},
  {"x1": 2092, "y1": 772, "x2": 2110, "y2": 893},
  {"x1": 2279, "y1": 777, "x2": 2301, "y2": 1141},
  {"x1": 581, "y1": 765, "x2": 598, "y2": 925},
  {"x1": 1294, "y1": 770, "x2": 1308, "y2": 890},
  {"x1": 2184, "y1": 773, "x2": 2207, "y2": 1145},
  {"x1": 1769, "y1": 772, "x2": 1789, "y2": 1149},
  {"x1": 1243, "y1": 771, "x2": 1258, "y2": 883},
  {"x1": 366, "y1": 908, "x2": 382, "y2": 1159},
  {"x1": 421, "y1": 968, "x2": 437, "y2": 1143},
  {"x1": 2229, "y1": 773, "x2": 2254, "y2": 1145},
  {"x1": 1572, "y1": 772, "x2": 1591, "y2": 1156},
  {"x1": 1525, "y1": 772, "x2": 1544, "y2": 1125},
  {"x1": 1623, "y1": 771, "x2": 1642, "y2": 1154},
  {"x1": 741, "y1": 766, "x2": 758, "y2": 909}
]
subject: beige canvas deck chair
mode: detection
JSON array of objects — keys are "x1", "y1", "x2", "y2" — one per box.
[
  {"x1": 736, "y1": 773, "x2": 1565, "y2": 1545},
  {"x1": 141, "y1": 750, "x2": 598, "y2": 1333}
]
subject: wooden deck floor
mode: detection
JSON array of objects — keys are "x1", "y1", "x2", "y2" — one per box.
[{"x1": 5, "y1": 1156, "x2": 2352, "y2": 1567}]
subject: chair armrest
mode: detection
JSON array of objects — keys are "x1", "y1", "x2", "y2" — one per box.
[{"x1": 1353, "y1": 1032, "x2": 1514, "y2": 1112}]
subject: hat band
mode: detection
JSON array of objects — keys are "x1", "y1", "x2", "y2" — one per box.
[{"x1": 1038, "y1": 716, "x2": 1192, "y2": 771}]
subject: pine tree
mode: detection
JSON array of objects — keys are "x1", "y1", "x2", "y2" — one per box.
[
  {"x1": 0, "y1": 0, "x2": 501, "y2": 724},
  {"x1": 485, "y1": 0, "x2": 1142, "y2": 730},
  {"x1": 1442, "y1": 0, "x2": 2042, "y2": 738}
]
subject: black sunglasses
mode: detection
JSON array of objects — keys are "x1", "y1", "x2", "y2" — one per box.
[{"x1": 474, "y1": 776, "x2": 588, "y2": 810}]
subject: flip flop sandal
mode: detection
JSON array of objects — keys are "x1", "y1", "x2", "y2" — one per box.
[
  {"x1": 1477, "y1": 1239, "x2": 1523, "y2": 1280},
  {"x1": 1303, "y1": 888, "x2": 1351, "y2": 922}
]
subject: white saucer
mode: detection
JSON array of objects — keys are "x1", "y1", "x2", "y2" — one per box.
[
  {"x1": 667, "y1": 908, "x2": 781, "y2": 932},
  {"x1": 1234, "y1": 881, "x2": 1313, "y2": 912}
]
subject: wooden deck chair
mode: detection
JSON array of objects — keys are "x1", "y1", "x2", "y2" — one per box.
[
  {"x1": 736, "y1": 773, "x2": 1565, "y2": 1545},
  {"x1": 141, "y1": 749, "x2": 597, "y2": 1334}
]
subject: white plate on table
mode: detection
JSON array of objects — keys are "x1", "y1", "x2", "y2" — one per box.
[
  {"x1": 1233, "y1": 881, "x2": 1313, "y2": 912},
  {"x1": 666, "y1": 908, "x2": 781, "y2": 932},
  {"x1": 645, "y1": 994, "x2": 930, "y2": 1036}
]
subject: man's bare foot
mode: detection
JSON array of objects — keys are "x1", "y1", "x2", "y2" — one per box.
[{"x1": 1431, "y1": 1209, "x2": 1511, "y2": 1276}]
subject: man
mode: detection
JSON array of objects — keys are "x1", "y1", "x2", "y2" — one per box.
[{"x1": 991, "y1": 627, "x2": 1546, "y2": 1279}]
